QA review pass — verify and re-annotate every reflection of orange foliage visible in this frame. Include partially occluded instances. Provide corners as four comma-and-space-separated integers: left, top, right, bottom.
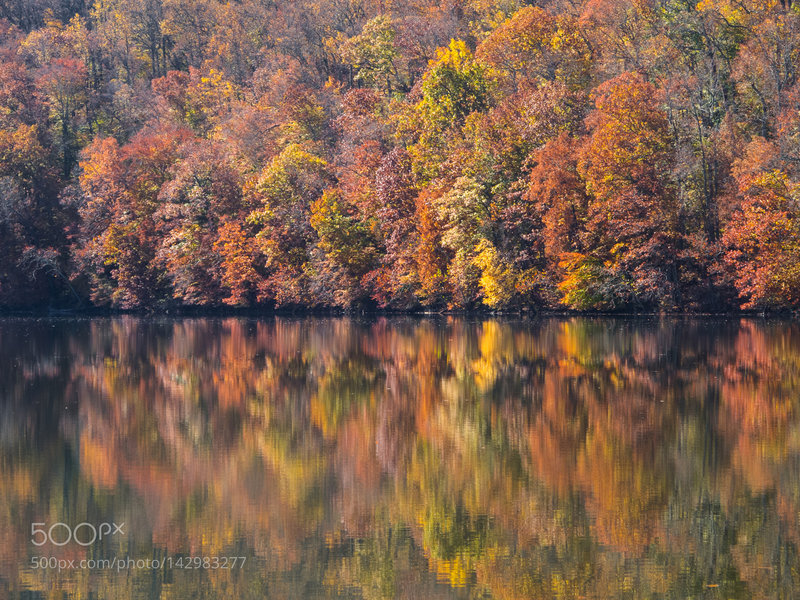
527, 372, 585, 496
579, 436, 667, 554
5, 317, 800, 598
79, 431, 119, 489
714, 320, 800, 534
721, 384, 794, 436
336, 411, 383, 527
525, 323, 675, 556
61, 317, 800, 572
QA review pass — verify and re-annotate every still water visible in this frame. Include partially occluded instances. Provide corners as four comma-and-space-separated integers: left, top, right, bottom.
1, 316, 799, 599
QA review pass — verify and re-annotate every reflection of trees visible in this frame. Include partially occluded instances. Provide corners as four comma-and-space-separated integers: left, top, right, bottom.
1, 317, 800, 598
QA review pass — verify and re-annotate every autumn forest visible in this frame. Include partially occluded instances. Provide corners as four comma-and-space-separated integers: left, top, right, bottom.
1, 0, 800, 312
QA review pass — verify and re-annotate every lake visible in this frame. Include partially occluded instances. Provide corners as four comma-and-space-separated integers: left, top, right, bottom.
1, 316, 799, 599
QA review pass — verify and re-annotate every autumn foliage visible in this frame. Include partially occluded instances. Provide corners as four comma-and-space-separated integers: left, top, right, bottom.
2, 0, 800, 310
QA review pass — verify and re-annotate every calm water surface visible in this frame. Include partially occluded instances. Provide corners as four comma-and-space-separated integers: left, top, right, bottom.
1, 316, 799, 599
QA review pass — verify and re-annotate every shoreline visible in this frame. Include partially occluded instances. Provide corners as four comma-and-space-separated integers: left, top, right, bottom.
0, 306, 794, 319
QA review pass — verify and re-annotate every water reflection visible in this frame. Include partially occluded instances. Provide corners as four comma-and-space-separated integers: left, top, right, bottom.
1, 317, 799, 599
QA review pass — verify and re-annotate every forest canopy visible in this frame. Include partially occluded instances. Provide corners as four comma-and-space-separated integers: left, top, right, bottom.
1, 0, 800, 311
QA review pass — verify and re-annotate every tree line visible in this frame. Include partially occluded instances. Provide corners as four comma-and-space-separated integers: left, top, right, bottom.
1, 0, 800, 311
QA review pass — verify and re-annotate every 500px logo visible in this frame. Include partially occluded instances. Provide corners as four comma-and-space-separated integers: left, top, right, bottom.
31, 522, 126, 546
